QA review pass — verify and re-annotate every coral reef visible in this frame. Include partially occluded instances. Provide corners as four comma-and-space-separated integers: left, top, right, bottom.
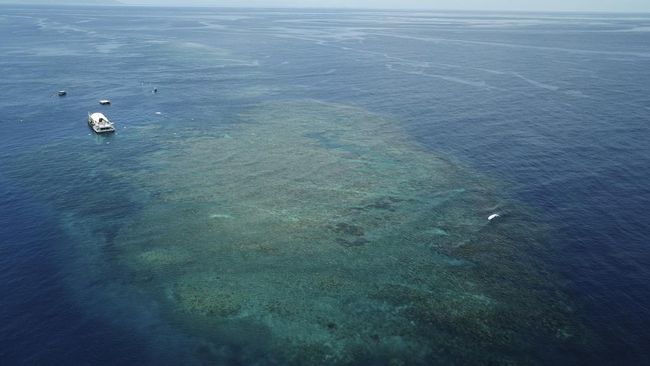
97, 101, 585, 364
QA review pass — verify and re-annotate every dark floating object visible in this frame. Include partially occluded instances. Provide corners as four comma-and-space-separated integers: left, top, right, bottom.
99, 99, 111, 105
153, 87, 158, 93
57, 90, 67, 96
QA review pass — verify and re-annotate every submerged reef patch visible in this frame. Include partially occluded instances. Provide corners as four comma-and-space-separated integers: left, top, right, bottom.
101, 100, 586, 364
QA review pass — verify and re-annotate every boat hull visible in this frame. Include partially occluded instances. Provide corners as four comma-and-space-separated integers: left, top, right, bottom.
88, 119, 115, 134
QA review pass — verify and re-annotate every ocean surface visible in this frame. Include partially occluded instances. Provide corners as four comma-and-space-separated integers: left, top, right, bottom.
1, 5, 649, 365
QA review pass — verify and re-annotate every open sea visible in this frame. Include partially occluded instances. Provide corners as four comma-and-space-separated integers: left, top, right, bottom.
1, 5, 650, 365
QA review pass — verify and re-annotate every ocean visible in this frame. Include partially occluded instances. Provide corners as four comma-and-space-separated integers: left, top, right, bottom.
1, 5, 649, 365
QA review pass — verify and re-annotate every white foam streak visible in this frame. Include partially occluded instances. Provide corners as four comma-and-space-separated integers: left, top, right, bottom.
371, 33, 650, 58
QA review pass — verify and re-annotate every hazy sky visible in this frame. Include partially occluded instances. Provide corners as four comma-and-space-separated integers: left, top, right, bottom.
118, 0, 650, 12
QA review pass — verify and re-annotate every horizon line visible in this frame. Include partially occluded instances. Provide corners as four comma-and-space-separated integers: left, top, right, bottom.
2, 2, 650, 14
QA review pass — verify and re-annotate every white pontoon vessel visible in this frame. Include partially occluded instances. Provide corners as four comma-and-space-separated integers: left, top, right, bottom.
88, 112, 115, 133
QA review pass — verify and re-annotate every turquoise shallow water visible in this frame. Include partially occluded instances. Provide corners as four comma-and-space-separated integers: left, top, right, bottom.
1, 5, 650, 365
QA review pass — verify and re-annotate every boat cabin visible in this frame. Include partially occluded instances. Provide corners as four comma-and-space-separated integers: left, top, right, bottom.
88, 112, 115, 133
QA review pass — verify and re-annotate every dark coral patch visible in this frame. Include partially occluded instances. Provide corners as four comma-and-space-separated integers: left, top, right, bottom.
336, 237, 369, 247
332, 222, 365, 236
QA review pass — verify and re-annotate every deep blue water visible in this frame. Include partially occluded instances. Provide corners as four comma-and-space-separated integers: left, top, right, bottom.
1, 5, 650, 365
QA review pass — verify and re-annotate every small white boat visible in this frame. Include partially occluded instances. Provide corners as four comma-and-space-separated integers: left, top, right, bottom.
88, 112, 115, 133
57, 90, 67, 96
488, 213, 500, 221
99, 99, 111, 105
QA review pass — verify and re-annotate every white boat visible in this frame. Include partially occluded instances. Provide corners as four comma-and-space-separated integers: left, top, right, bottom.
57, 90, 67, 96
99, 99, 111, 105
88, 112, 115, 133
